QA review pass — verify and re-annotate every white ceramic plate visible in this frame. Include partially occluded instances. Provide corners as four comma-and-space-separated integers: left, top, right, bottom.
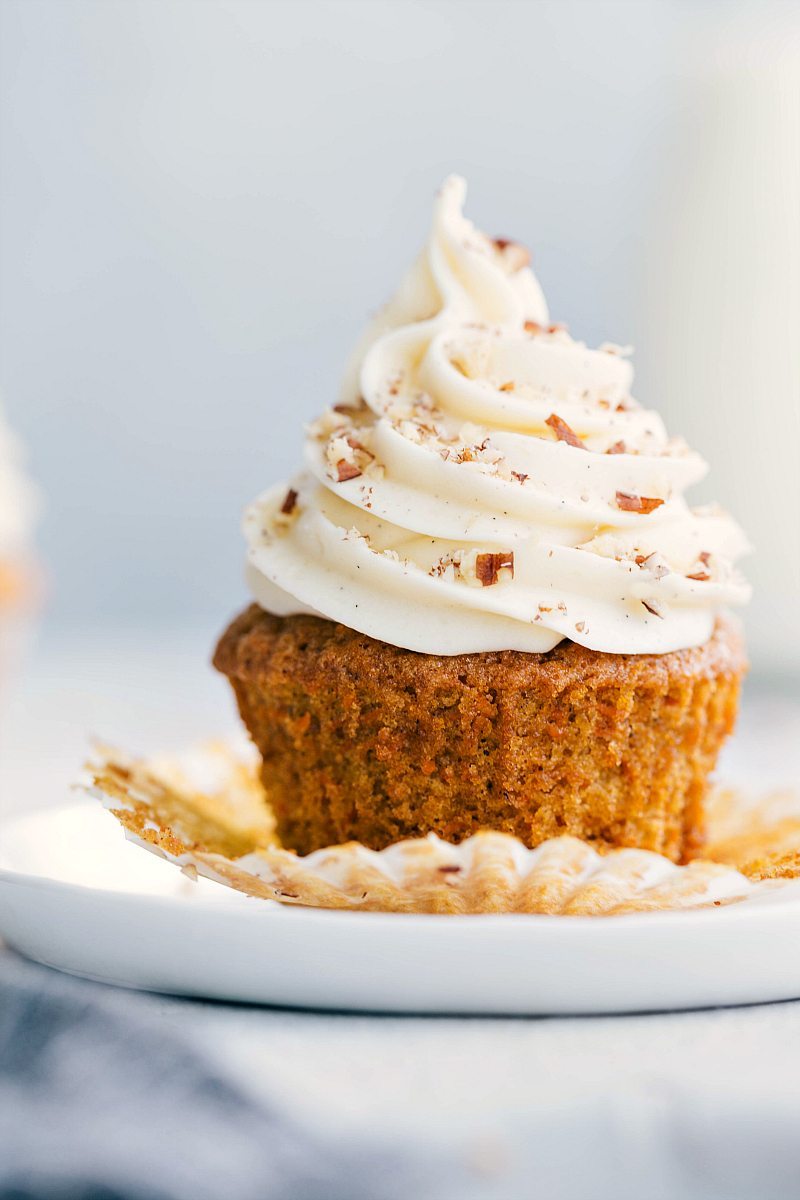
3, 800, 800, 1014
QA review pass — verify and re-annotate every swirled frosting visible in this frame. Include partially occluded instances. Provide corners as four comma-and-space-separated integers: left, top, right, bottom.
245, 176, 749, 655
0, 402, 37, 559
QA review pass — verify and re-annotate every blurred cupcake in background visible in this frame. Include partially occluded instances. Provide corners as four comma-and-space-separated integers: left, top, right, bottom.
0, 399, 41, 690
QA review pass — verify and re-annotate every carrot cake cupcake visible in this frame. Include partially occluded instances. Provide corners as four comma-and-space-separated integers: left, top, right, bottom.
214, 177, 750, 862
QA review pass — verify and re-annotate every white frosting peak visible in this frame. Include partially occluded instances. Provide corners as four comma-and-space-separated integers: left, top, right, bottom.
245, 176, 750, 655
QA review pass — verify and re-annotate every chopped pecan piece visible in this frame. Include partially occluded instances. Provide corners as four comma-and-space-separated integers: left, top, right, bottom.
546, 413, 585, 449
616, 491, 664, 514
493, 238, 530, 271
280, 488, 298, 515
634, 552, 669, 579
332, 401, 366, 416
345, 435, 371, 455
524, 320, 566, 335
475, 551, 515, 587
336, 460, 362, 482
606, 440, 627, 455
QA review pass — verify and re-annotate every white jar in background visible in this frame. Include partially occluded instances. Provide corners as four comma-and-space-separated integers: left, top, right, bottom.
639, 7, 800, 678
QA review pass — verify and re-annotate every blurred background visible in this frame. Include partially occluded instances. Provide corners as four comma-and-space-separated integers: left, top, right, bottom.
0, 0, 798, 802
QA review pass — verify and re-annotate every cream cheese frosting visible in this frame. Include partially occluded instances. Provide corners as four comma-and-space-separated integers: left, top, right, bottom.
245, 176, 750, 655
0, 402, 37, 560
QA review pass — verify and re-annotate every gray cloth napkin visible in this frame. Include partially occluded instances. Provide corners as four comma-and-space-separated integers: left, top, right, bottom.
7, 950, 800, 1200
0, 953, 463, 1200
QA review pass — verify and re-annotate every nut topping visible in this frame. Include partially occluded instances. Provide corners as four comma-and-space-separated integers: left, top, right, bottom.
524, 320, 566, 335
336, 460, 362, 482
546, 413, 585, 449
475, 552, 515, 587
635, 552, 670, 580
616, 491, 664, 515
280, 488, 298, 515
493, 238, 530, 272
327, 430, 376, 483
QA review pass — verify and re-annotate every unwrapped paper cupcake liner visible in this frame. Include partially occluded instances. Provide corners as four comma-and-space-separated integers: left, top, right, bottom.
85, 740, 800, 916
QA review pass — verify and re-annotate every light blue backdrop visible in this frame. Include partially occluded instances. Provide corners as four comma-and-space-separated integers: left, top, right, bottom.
1, 0, 794, 677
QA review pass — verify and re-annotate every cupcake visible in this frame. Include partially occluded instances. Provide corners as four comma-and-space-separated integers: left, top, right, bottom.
0, 401, 39, 685
215, 177, 749, 863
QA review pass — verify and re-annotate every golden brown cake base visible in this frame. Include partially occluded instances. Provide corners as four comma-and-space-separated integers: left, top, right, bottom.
213, 607, 746, 862
91, 742, 798, 915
